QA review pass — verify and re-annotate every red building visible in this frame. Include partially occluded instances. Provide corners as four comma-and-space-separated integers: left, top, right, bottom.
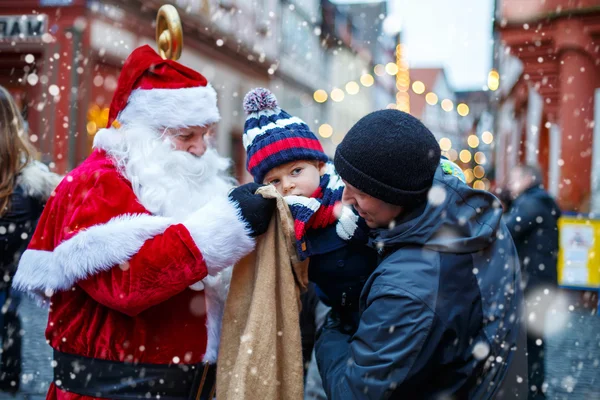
0, 0, 276, 176
494, 0, 600, 211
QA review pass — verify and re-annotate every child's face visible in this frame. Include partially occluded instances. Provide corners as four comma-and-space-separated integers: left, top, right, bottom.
263, 160, 325, 197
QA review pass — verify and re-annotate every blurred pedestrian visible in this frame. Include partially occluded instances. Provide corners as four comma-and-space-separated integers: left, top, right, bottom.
315, 109, 528, 399
505, 164, 561, 400
0, 85, 61, 393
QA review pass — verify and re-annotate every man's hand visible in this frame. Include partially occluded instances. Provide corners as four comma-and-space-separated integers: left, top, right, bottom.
229, 183, 276, 237
317, 310, 357, 341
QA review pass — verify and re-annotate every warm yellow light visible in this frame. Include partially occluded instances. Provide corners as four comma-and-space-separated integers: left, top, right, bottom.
86, 121, 97, 135
473, 180, 486, 190
318, 123, 333, 138
87, 104, 100, 120
439, 137, 452, 152
313, 89, 328, 103
374, 64, 386, 76
464, 168, 474, 184
487, 69, 500, 91
396, 91, 409, 102
481, 131, 494, 144
412, 81, 425, 94
396, 81, 410, 92
331, 88, 345, 102
396, 75, 410, 87
459, 150, 472, 163
467, 134, 480, 148
425, 92, 438, 105
345, 81, 360, 95
441, 99, 454, 112
101, 107, 110, 123
360, 74, 374, 87
457, 103, 470, 116
473, 165, 485, 179
385, 62, 399, 75
474, 152, 487, 165
482, 178, 491, 190
447, 149, 458, 162
396, 89, 410, 112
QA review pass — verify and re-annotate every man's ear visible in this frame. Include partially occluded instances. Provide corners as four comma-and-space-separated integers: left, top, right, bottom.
318, 161, 327, 176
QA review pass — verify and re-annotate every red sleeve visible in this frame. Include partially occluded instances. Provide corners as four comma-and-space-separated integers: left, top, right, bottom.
15, 160, 254, 315
63, 172, 209, 317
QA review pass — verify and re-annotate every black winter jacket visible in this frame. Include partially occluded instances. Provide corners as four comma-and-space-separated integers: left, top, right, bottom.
306, 224, 377, 325
0, 163, 60, 290
316, 165, 528, 399
504, 185, 560, 294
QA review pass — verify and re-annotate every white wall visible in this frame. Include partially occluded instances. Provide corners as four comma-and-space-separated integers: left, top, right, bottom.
589, 88, 600, 213
549, 123, 561, 198
526, 87, 543, 166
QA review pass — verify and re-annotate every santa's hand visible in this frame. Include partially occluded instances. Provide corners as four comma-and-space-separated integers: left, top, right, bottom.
229, 183, 276, 237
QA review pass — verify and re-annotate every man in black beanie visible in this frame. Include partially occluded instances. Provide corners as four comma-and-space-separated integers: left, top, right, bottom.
315, 109, 528, 399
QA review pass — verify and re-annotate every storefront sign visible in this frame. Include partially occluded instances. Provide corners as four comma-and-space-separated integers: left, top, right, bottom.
0, 15, 47, 41
558, 216, 600, 287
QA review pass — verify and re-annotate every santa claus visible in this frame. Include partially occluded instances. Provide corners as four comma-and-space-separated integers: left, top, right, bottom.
12, 45, 274, 399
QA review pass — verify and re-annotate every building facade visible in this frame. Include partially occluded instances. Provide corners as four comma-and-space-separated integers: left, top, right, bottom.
493, 0, 600, 211
0, 0, 276, 179
0, 0, 395, 182
408, 68, 494, 190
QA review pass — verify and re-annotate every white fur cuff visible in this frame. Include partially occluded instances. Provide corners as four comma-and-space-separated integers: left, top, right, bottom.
17, 162, 62, 201
13, 214, 172, 294
183, 198, 255, 276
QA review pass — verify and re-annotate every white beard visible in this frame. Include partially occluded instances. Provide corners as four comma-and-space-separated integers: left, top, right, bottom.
105, 124, 235, 221
96, 123, 239, 362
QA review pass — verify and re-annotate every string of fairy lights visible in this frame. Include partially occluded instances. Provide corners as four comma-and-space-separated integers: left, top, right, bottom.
310, 49, 501, 190
86, 45, 502, 191
311, 59, 500, 120
439, 131, 495, 190
311, 48, 500, 113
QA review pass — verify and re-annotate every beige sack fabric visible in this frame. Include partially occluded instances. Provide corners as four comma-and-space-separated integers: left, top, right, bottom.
217, 185, 309, 400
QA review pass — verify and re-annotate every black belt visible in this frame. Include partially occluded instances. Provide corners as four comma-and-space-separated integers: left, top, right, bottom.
53, 349, 216, 400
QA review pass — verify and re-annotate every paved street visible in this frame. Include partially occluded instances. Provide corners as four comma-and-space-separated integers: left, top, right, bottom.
545, 293, 600, 399
0, 295, 51, 400
0, 291, 598, 400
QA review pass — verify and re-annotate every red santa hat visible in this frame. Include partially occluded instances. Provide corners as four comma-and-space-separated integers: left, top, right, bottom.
106, 45, 219, 130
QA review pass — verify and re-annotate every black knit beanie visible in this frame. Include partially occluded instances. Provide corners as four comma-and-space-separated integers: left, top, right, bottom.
334, 109, 440, 206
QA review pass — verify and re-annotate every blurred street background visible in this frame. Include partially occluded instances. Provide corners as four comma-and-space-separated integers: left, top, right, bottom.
0, 0, 599, 398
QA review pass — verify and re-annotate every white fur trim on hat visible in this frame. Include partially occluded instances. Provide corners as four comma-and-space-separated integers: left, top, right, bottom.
117, 85, 220, 129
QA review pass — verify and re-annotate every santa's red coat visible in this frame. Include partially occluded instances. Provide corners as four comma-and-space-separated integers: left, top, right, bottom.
13, 149, 254, 400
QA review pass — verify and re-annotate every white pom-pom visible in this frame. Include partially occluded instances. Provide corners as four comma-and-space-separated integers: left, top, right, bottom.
243, 88, 279, 114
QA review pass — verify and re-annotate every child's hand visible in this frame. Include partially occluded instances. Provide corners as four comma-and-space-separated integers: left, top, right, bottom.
229, 183, 276, 237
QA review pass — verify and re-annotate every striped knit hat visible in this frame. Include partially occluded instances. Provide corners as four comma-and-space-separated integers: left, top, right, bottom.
243, 88, 328, 183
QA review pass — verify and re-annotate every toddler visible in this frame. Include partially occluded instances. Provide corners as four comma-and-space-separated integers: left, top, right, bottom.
242, 88, 377, 325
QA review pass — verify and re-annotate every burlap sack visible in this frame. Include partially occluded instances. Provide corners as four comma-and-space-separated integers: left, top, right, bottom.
217, 185, 309, 400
